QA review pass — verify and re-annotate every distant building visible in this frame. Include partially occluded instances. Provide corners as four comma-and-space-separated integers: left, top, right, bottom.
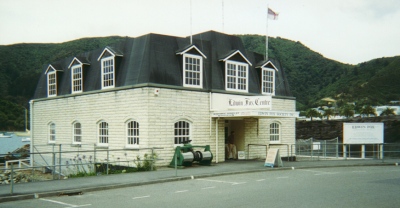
374, 106, 400, 116
30, 31, 298, 167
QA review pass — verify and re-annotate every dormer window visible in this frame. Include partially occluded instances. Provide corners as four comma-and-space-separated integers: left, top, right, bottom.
97, 47, 123, 90
257, 61, 278, 95
48, 71, 57, 97
45, 64, 62, 97
219, 50, 252, 93
262, 67, 274, 95
101, 57, 115, 89
176, 45, 207, 88
68, 57, 90, 94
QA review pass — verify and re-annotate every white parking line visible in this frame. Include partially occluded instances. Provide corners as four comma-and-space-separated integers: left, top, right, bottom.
39, 198, 91, 207
256, 179, 266, 181
132, 195, 150, 200
175, 190, 189, 193
202, 186, 216, 189
300, 169, 339, 175
352, 171, 367, 173
196, 178, 245, 185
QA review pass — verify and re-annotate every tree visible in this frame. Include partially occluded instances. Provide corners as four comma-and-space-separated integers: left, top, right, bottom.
380, 107, 396, 116
360, 105, 376, 117
323, 108, 335, 120
340, 105, 355, 118
306, 109, 321, 121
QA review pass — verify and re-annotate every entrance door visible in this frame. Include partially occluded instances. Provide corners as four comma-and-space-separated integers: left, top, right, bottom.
225, 120, 245, 158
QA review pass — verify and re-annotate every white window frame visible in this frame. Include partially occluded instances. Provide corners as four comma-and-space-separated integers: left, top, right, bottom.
48, 122, 56, 143
71, 65, 83, 93
225, 60, 248, 92
47, 71, 57, 97
72, 122, 82, 144
97, 121, 109, 146
269, 122, 280, 144
101, 56, 115, 89
262, 67, 275, 95
183, 54, 203, 88
174, 121, 191, 145
126, 120, 139, 148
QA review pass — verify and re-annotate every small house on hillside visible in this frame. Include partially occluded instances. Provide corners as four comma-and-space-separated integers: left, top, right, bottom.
30, 31, 298, 167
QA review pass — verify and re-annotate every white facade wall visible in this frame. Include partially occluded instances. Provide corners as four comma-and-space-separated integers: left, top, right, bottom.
240, 97, 296, 160
31, 87, 296, 167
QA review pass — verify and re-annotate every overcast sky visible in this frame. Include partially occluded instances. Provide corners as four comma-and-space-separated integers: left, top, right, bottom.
1, 0, 399, 64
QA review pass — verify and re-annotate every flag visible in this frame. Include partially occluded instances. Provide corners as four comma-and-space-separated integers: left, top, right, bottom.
268, 8, 279, 20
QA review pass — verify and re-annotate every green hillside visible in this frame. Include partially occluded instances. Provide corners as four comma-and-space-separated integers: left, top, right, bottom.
0, 37, 126, 131
0, 35, 399, 131
239, 35, 400, 110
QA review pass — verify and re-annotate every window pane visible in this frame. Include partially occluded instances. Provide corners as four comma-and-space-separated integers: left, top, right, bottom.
184, 55, 202, 87
174, 121, 190, 144
127, 121, 139, 145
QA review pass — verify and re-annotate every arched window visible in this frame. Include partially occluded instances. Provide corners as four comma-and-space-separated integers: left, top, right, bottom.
73, 122, 82, 144
270, 122, 280, 143
127, 120, 139, 146
98, 121, 109, 145
49, 122, 56, 143
174, 121, 190, 144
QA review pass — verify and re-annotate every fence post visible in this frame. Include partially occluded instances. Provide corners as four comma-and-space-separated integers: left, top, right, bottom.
106, 149, 109, 175
311, 137, 314, 160
10, 163, 14, 195
52, 145, 55, 180
287, 144, 289, 161
336, 137, 339, 158
151, 148, 154, 171
94, 144, 97, 175
380, 143, 384, 162
59, 144, 62, 180
175, 149, 178, 177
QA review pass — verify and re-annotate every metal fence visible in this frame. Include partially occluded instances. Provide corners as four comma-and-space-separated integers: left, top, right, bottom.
1, 144, 163, 194
296, 137, 339, 159
294, 138, 400, 161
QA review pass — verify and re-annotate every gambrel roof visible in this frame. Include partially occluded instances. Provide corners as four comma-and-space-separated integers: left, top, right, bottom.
33, 31, 292, 99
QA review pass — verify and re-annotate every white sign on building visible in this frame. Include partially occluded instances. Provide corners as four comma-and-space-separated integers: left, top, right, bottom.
343, 123, 384, 144
211, 93, 272, 111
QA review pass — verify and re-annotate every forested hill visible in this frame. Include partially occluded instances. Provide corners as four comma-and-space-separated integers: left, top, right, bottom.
238, 35, 400, 109
1, 35, 399, 131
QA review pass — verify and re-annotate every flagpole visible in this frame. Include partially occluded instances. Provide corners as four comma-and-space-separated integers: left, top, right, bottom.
266, 5, 269, 60
190, 0, 193, 44
222, 0, 225, 33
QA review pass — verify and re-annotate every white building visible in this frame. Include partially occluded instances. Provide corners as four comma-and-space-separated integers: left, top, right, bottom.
374, 106, 400, 115
30, 31, 298, 167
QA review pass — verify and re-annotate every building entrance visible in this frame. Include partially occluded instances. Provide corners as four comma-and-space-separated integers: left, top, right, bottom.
224, 120, 245, 160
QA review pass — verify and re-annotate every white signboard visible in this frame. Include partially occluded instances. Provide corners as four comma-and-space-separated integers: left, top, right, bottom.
313, 142, 321, 150
211, 93, 272, 111
264, 148, 283, 168
343, 123, 384, 144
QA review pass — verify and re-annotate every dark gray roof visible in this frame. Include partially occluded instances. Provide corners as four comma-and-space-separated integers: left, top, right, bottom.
33, 31, 292, 99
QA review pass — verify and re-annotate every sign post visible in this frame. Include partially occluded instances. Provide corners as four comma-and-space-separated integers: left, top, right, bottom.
343, 123, 384, 159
